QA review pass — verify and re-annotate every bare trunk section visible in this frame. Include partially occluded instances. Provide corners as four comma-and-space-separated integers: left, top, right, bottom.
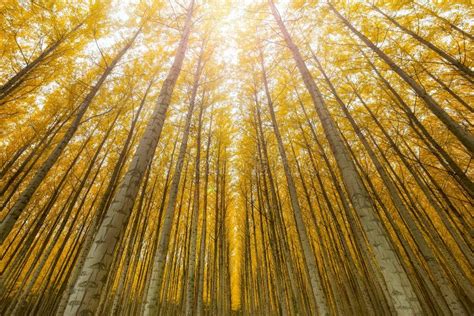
63, 4, 195, 313
185, 89, 206, 316
196, 109, 213, 316
258, 45, 329, 315
268, 1, 421, 313
143, 28, 201, 315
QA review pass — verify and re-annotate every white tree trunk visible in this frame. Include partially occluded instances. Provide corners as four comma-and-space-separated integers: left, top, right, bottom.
259, 48, 329, 315
268, 1, 421, 314
143, 27, 201, 315
63, 4, 194, 313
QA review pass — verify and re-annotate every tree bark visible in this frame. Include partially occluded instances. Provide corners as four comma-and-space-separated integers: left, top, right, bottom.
269, 1, 422, 313
143, 25, 200, 314
185, 88, 206, 316
315, 56, 467, 314
63, 5, 194, 311
258, 45, 329, 315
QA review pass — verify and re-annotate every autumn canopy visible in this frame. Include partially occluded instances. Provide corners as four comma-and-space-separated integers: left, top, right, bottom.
0, 0, 473, 315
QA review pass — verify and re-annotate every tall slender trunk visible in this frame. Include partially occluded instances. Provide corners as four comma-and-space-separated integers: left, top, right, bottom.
143, 29, 201, 315
0, 141, 31, 180
258, 46, 329, 314
413, 1, 474, 40
254, 91, 299, 310
356, 90, 474, 302
0, 133, 93, 311
297, 93, 397, 314
63, 4, 195, 312
254, 114, 294, 315
55, 85, 147, 316
401, 48, 473, 113
0, 22, 84, 104
268, 1, 421, 313
196, 109, 213, 316
315, 56, 467, 315
356, 51, 474, 197
185, 89, 206, 316
1, 117, 65, 201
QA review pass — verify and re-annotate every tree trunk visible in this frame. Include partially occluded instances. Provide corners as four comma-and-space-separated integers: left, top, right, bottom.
413, 1, 474, 40
268, 1, 421, 313
63, 5, 195, 311
55, 85, 147, 316
143, 26, 201, 314
316, 56, 467, 314
258, 45, 329, 315
185, 88, 206, 316
196, 108, 213, 316
0, 22, 84, 104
